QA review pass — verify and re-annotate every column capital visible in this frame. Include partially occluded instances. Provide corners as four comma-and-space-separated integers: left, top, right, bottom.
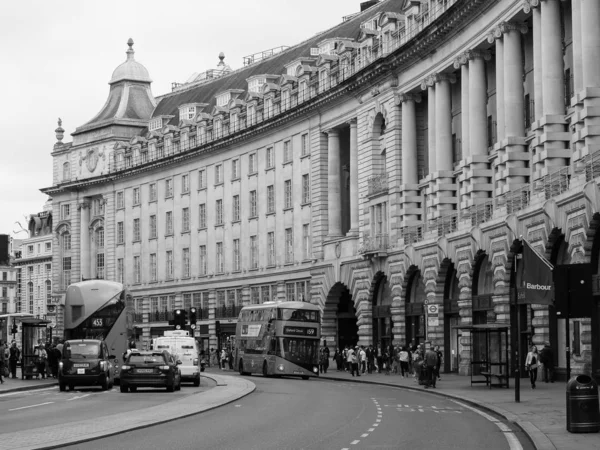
453, 52, 469, 69
467, 49, 492, 62
522, 0, 540, 14
500, 21, 528, 36
324, 129, 340, 137
395, 92, 422, 105
77, 200, 91, 211
487, 26, 503, 43
434, 72, 457, 84
421, 74, 436, 90
348, 118, 357, 127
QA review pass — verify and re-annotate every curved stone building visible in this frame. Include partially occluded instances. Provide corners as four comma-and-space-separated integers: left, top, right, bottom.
42, 0, 600, 380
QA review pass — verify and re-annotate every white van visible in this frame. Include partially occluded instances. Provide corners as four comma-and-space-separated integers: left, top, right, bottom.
154, 331, 200, 386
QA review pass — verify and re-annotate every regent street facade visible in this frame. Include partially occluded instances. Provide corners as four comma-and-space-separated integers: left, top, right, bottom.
42, 0, 600, 380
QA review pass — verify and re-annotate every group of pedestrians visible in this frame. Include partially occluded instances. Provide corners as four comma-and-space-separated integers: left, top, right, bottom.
525, 342, 555, 389
330, 340, 442, 388
0, 340, 22, 383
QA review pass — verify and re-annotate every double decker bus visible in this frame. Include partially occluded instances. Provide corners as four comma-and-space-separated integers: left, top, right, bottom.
235, 301, 320, 379
64, 280, 134, 382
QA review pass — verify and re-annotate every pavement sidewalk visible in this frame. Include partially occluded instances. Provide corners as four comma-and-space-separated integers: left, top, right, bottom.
0, 368, 57, 394
0, 373, 255, 450
319, 367, 599, 450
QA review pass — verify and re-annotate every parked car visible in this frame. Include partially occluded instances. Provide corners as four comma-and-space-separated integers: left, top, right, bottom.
120, 350, 182, 393
58, 339, 115, 391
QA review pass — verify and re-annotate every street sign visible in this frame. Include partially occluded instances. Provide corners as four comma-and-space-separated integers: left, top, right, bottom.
427, 316, 439, 327
427, 304, 438, 315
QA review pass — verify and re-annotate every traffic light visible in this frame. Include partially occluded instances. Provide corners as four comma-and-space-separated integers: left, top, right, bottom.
189, 307, 197, 330
215, 320, 221, 335
11, 324, 18, 335
173, 309, 187, 330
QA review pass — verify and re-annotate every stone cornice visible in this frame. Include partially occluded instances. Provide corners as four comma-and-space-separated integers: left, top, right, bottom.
395, 92, 422, 105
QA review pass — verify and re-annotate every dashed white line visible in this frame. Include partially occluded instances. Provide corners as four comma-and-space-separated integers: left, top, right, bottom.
350, 440, 360, 445
9, 401, 54, 411
368, 428, 375, 432
361, 433, 369, 438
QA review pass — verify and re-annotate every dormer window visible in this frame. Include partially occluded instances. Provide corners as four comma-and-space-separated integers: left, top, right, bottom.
247, 105, 256, 126
319, 70, 328, 93
281, 89, 290, 110
179, 105, 196, 120
216, 93, 231, 107
214, 119, 223, 138
286, 64, 300, 76
264, 97, 273, 118
230, 113, 238, 133
298, 79, 308, 102
149, 118, 162, 131
248, 77, 266, 93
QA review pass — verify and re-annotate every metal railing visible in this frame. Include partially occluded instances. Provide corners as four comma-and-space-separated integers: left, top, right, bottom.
429, 212, 458, 235
498, 185, 531, 214
243, 46, 290, 66
214, 305, 242, 319
359, 234, 389, 254
367, 173, 388, 196
133, 312, 144, 323
401, 225, 424, 245
534, 166, 570, 200
466, 200, 494, 227
150, 310, 173, 322
580, 151, 600, 182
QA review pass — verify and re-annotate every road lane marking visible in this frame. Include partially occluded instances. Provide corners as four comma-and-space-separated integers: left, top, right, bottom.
67, 394, 91, 401
452, 401, 523, 450
361, 434, 369, 437
9, 402, 53, 411
373, 423, 379, 426
368, 428, 375, 432
350, 440, 360, 445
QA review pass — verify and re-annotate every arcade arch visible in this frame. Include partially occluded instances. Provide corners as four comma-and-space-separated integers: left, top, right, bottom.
371, 272, 393, 349
443, 263, 460, 372
322, 282, 359, 351
405, 269, 426, 346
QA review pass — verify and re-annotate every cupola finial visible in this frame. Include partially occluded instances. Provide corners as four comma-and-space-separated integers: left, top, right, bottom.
126, 38, 135, 61
55, 117, 65, 145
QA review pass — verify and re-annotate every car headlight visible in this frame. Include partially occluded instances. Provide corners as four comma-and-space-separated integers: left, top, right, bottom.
159, 365, 170, 371
193, 358, 198, 365
278, 364, 285, 372
313, 367, 319, 373
100, 361, 107, 371
121, 365, 131, 371
58, 361, 63, 370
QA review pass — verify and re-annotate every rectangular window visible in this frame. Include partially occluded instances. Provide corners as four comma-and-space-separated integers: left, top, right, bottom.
45, 242, 51, 252
117, 258, 124, 283
96, 253, 105, 279
233, 239, 240, 271
216, 242, 223, 273
93, 198, 105, 216
283, 141, 291, 162
285, 228, 294, 263
149, 183, 157, 202
215, 164, 222, 184
248, 105, 256, 125
301, 133, 309, 156
251, 286, 260, 304
249, 153, 256, 174
166, 250, 173, 279
182, 174, 190, 193
28, 245, 33, 255
150, 215, 157, 239
63, 233, 71, 251
267, 185, 275, 213
286, 282, 296, 301
199, 203, 206, 228
116, 191, 124, 209
182, 248, 190, 278
284, 180, 292, 209
216, 199, 223, 225
133, 218, 140, 241
250, 190, 257, 217
133, 187, 140, 205
61, 204, 70, 220
302, 174, 310, 204
199, 245, 207, 275
150, 253, 157, 281
232, 195, 240, 222
266, 147, 274, 168
232, 159, 239, 179
166, 211, 173, 235
134, 256, 141, 284
268, 232, 275, 266
117, 222, 124, 244
182, 207, 190, 232
165, 179, 173, 198
198, 169, 206, 189
250, 235, 258, 269
303, 224, 310, 260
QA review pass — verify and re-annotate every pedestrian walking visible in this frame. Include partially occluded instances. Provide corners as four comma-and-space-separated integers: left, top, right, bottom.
334, 348, 343, 371
383, 347, 391, 375
413, 346, 423, 381
349, 346, 360, 377
399, 346, 409, 377
525, 345, 539, 389
0, 341, 6, 384
343, 346, 350, 372
539, 342, 555, 383
321, 340, 330, 373
434, 345, 442, 381
359, 346, 367, 374
220, 348, 227, 370
34, 343, 48, 379
210, 348, 217, 367
9, 341, 20, 379
227, 348, 234, 370
366, 345, 375, 374
424, 344, 439, 388
376, 344, 383, 373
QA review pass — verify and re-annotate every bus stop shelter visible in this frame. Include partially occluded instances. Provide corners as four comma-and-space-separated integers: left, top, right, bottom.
21, 317, 51, 379
458, 323, 510, 389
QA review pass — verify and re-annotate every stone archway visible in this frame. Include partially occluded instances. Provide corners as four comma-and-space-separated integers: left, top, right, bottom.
369, 271, 393, 349
404, 267, 427, 346
322, 282, 359, 351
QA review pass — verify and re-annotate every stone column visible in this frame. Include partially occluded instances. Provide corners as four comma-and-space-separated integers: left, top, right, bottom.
79, 200, 90, 280
490, 30, 505, 142
468, 51, 490, 156
435, 73, 454, 172
327, 129, 342, 237
572, 0, 583, 94
581, 0, 600, 88
455, 55, 470, 159
401, 95, 419, 185
503, 23, 526, 139
541, 0, 564, 115
533, 4, 544, 119
422, 77, 437, 173
349, 120, 359, 234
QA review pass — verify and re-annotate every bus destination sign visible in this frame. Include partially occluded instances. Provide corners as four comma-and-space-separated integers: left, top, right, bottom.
283, 326, 317, 337
241, 324, 262, 337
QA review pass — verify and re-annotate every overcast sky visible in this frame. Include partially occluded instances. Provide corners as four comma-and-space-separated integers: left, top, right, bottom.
0, 0, 362, 239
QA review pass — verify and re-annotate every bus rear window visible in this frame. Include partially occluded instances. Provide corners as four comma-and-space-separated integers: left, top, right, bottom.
65, 343, 100, 358
278, 309, 319, 322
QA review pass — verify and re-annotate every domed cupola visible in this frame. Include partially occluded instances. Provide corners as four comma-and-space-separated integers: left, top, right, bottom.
72, 39, 156, 141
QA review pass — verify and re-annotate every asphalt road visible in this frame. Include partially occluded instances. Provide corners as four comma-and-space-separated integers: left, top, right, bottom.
0, 380, 215, 434
63, 375, 534, 450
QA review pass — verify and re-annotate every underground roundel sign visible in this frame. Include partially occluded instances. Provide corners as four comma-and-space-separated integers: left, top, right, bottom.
427, 305, 439, 315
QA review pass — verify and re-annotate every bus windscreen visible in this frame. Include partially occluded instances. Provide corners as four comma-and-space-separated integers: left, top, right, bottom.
280, 337, 318, 364
277, 309, 319, 323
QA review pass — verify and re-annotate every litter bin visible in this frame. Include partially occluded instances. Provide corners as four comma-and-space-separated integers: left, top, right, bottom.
566, 374, 600, 433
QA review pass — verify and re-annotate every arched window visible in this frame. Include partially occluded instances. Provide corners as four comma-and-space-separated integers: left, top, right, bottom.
46, 280, 52, 303
95, 227, 105, 279
62, 162, 70, 181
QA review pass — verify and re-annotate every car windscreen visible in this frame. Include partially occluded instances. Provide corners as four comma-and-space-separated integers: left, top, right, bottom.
65, 342, 100, 358
128, 354, 166, 364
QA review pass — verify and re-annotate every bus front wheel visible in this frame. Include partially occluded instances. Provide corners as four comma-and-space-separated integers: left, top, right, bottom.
263, 361, 269, 378
301, 376, 309, 380
239, 360, 250, 376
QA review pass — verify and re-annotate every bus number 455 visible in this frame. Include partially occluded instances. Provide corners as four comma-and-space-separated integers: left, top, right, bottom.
92, 318, 103, 327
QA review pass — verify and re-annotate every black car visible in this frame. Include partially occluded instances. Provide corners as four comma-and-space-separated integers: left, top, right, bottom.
120, 350, 182, 393
59, 339, 116, 391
